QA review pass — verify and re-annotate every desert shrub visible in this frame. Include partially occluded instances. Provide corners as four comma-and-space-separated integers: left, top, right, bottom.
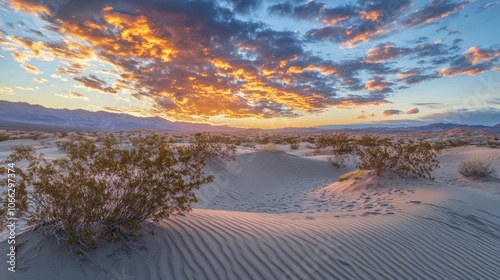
448, 139, 470, 147
0, 132, 235, 254
487, 141, 500, 149
191, 132, 237, 161
315, 133, 355, 167
432, 141, 448, 154
256, 144, 285, 153
0, 133, 9, 142
290, 142, 300, 150
355, 137, 439, 178
458, 160, 496, 178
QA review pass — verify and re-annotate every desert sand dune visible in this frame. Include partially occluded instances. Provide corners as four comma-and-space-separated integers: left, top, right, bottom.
195, 152, 345, 213
435, 147, 500, 197
1, 146, 500, 279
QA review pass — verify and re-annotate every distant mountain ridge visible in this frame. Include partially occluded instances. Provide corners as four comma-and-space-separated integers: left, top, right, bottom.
317, 123, 500, 134
0, 100, 498, 133
0, 100, 237, 132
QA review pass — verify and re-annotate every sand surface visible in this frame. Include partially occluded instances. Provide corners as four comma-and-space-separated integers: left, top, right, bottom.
0, 140, 499, 279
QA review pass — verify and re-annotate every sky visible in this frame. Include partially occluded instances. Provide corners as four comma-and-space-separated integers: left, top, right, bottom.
0, 0, 499, 129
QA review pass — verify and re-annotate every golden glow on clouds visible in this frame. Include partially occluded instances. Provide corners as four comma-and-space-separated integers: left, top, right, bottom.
102, 8, 177, 62
21, 63, 42, 74
359, 10, 382, 22
2, 0, 498, 128
8, 0, 50, 15
465, 47, 500, 64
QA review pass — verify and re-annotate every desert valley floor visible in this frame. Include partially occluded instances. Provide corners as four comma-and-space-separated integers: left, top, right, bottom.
0, 133, 499, 280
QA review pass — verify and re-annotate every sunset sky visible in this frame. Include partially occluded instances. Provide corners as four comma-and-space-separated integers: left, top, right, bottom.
0, 0, 499, 128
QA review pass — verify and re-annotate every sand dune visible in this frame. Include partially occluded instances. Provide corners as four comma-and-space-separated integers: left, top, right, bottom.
435, 146, 500, 197
195, 152, 345, 213
1, 148, 500, 279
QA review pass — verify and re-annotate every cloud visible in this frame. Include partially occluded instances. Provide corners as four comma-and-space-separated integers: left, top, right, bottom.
268, 2, 293, 16
365, 76, 393, 92
21, 63, 42, 74
322, 5, 358, 24
4, 0, 400, 120
226, 0, 263, 14
420, 108, 500, 126
55, 91, 89, 100
364, 43, 411, 63
268, 1, 328, 21
356, 110, 375, 119
465, 47, 500, 64
413, 102, 445, 109
56, 62, 87, 75
16, 86, 38, 91
300, 0, 412, 47
402, 0, 467, 28
397, 69, 439, 85
439, 47, 500, 76
74, 75, 117, 94
34, 78, 48, 83
414, 41, 453, 58
406, 108, 420, 114
478, 1, 498, 10
382, 109, 403, 116
3, 0, 497, 123
0, 86, 15, 95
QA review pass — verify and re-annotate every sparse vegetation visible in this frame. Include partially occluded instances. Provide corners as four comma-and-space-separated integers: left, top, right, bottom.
316, 133, 440, 178
0, 132, 235, 255
255, 144, 285, 153
458, 160, 496, 178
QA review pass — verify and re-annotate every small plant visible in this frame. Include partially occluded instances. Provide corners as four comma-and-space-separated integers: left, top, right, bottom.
0, 133, 9, 142
458, 160, 496, 178
0, 132, 235, 255
256, 144, 285, 153
289, 142, 300, 150
355, 137, 439, 178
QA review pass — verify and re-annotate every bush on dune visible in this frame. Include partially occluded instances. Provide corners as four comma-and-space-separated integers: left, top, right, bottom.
0, 132, 235, 255
321, 133, 440, 179
355, 135, 439, 178
458, 160, 496, 178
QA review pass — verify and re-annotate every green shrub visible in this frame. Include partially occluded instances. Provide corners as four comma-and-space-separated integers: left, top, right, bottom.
458, 160, 496, 178
0, 132, 235, 254
355, 136, 439, 178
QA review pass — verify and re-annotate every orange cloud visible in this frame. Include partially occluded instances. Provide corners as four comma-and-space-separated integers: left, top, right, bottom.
342, 27, 389, 48
439, 67, 500, 77
21, 63, 42, 74
382, 109, 402, 116
56, 91, 89, 100
359, 10, 383, 22
365, 43, 410, 63
465, 47, 500, 64
3, 0, 394, 121
365, 77, 392, 91
406, 108, 419, 114
101, 9, 177, 62
7, 0, 50, 15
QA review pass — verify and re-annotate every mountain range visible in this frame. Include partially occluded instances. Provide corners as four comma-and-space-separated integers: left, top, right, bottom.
0, 100, 499, 134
